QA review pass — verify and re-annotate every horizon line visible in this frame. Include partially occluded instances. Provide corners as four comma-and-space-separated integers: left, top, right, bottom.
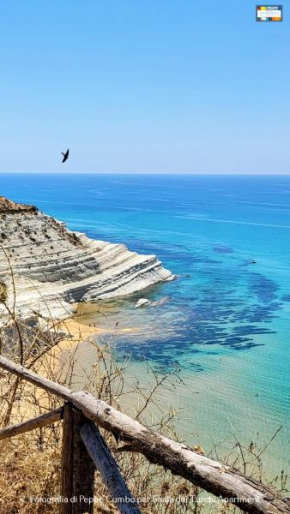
0, 171, 290, 177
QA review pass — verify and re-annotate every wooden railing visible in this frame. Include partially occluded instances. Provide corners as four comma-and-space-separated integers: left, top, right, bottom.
0, 355, 289, 514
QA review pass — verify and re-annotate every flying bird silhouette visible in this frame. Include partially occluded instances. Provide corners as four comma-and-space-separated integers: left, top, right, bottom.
61, 149, 69, 163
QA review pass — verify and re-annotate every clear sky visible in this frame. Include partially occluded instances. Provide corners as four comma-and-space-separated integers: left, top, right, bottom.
0, 1, 289, 174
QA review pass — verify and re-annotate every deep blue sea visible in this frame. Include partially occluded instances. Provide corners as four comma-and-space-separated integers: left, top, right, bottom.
1, 173, 290, 473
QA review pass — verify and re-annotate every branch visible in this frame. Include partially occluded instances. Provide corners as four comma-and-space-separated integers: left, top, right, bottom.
0, 355, 289, 514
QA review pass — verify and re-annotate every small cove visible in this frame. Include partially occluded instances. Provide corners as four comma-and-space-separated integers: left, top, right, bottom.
1, 172, 290, 478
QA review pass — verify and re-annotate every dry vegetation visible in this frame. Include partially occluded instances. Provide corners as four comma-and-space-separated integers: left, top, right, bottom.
0, 255, 288, 513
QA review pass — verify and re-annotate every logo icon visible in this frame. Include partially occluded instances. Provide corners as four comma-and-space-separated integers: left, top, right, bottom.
256, 5, 283, 21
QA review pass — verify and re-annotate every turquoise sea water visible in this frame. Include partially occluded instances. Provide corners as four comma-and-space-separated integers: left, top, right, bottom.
1, 173, 290, 474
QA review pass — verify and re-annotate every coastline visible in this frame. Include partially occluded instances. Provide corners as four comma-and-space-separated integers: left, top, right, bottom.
36, 311, 141, 385
7, 314, 121, 422
1, 174, 290, 483
0, 195, 174, 323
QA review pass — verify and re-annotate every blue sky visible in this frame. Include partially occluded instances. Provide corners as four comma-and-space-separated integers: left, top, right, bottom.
0, 1, 289, 174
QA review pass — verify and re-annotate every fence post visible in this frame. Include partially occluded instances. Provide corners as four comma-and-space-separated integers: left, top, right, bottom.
60, 403, 95, 514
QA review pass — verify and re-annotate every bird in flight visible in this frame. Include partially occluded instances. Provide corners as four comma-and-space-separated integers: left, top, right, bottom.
61, 149, 69, 163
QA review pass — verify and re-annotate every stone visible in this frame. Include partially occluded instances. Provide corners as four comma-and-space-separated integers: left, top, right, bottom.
135, 298, 151, 308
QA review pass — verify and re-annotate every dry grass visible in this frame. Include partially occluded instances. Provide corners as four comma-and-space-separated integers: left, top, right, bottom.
0, 430, 61, 513
0, 322, 287, 514
0, 254, 288, 513
0, 328, 203, 514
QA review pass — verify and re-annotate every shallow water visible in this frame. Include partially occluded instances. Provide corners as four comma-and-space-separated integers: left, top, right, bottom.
1, 173, 290, 475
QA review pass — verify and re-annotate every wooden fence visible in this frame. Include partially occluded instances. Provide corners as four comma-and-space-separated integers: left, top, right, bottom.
0, 355, 289, 514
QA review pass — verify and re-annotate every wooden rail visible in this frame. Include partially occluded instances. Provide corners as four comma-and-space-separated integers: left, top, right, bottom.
0, 407, 62, 439
0, 355, 289, 514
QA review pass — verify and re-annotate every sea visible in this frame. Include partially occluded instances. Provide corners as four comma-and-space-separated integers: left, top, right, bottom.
1, 173, 289, 477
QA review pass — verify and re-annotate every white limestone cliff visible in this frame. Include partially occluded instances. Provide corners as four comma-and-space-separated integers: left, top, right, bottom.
0, 197, 174, 320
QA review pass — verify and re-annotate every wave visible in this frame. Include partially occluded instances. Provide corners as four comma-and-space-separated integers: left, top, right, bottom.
175, 215, 290, 230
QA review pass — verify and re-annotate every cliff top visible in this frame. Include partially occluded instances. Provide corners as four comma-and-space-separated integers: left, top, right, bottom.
0, 196, 38, 214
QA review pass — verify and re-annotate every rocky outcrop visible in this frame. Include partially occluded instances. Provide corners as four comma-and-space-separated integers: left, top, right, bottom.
0, 197, 174, 320
0, 196, 38, 214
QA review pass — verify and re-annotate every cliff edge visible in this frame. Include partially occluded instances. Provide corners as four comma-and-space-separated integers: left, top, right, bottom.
0, 197, 174, 319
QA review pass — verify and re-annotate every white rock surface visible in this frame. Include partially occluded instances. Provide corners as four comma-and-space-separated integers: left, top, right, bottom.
135, 298, 151, 308
0, 197, 174, 320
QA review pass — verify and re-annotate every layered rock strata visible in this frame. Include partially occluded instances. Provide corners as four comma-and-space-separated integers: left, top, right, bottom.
0, 197, 174, 320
